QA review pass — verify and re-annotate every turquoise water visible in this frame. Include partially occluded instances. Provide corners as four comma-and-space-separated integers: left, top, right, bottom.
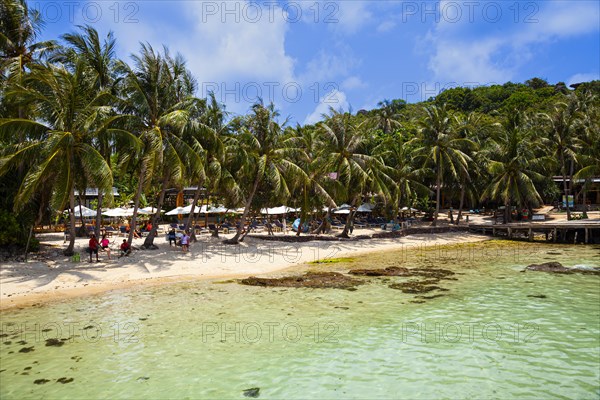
1, 241, 599, 399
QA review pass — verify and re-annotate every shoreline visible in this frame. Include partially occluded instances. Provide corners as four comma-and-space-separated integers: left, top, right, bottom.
0, 232, 490, 310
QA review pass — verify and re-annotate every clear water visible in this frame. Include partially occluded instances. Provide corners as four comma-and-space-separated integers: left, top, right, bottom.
1, 240, 599, 399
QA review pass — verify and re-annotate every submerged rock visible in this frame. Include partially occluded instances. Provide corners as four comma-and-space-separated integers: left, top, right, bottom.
56, 377, 74, 384
243, 387, 260, 398
389, 281, 447, 294
45, 338, 64, 347
527, 294, 547, 299
348, 266, 411, 276
240, 272, 364, 290
34, 379, 50, 385
525, 262, 600, 275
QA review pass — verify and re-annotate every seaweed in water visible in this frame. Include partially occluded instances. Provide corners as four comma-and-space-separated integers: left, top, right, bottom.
240, 272, 364, 290
389, 281, 448, 294
243, 387, 260, 398
527, 294, 547, 299
19, 347, 34, 353
34, 379, 50, 385
57, 377, 74, 384
45, 338, 64, 347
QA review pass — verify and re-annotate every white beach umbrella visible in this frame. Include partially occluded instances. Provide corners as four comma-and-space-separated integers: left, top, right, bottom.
165, 206, 190, 216
207, 206, 229, 214
139, 206, 162, 214
357, 203, 375, 212
261, 205, 296, 215
66, 205, 97, 217
333, 209, 351, 214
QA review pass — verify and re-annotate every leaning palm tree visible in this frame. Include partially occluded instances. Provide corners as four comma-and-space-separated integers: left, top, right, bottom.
0, 59, 113, 255
118, 44, 203, 247
539, 94, 582, 220
224, 102, 308, 244
409, 104, 474, 226
481, 110, 546, 222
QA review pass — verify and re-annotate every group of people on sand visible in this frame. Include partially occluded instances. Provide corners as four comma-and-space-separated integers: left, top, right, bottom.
87, 234, 131, 262
167, 229, 190, 252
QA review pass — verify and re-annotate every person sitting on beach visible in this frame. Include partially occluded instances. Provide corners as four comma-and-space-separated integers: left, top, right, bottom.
181, 232, 190, 252
100, 234, 111, 260
119, 239, 131, 257
88, 234, 100, 262
167, 229, 177, 246
145, 221, 153, 232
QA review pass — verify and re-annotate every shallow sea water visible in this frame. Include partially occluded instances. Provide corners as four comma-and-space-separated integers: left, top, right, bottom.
0, 240, 599, 399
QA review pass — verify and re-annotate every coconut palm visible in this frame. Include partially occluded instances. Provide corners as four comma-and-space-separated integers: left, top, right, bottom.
317, 108, 395, 237
118, 43, 203, 247
372, 132, 430, 219
539, 94, 583, 220
481, 110, 546, 222
0, 59, 113, 255
224, 102, 308, 244
409, 104, 474, 226
54, 25, 129, 237
573, 97, 599, 218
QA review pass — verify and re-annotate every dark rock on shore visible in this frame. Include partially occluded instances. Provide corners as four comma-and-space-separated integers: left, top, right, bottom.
240, 272, 364, 290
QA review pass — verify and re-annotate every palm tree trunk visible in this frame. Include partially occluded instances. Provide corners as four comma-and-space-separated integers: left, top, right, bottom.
561, 153, 571, 220
312, 207, 332, 234
582, 179, 589, 219
338, 209, 356, 238
185, 184, 203, 242
128, 162, 147, 245
225, 173, 261, 244
456, 184, 465, 225
64, 189, 76, 256
94, 191, 103, 238
433, 169, 441, 227
142, 175, 170, 248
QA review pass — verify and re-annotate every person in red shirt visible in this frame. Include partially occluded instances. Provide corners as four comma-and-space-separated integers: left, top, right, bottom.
89, 234, 100, 262
119, 239, 131, 257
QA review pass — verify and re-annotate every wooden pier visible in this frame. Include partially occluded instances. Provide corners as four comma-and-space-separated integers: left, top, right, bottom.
468, 222, 600, 244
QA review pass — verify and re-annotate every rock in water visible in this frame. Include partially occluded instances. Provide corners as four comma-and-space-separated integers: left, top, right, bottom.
243, 387, 260, 398
524, 262, 600, 275
525, 262, 572, 273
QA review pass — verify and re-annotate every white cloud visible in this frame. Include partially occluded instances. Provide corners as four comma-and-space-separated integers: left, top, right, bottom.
342, 76, 367, 90
304, 90, 349, 125
376, 20, 396, 34
331, 1, 372, 35
298, 48, 359, 84
425, 1, 600, 85
567, 72, 600, 87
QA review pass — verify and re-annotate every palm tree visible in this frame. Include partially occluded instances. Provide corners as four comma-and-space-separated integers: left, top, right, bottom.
409, 104, 474, 226
224, 102, 307, 244
0, 59, 113, 255
54, 25, 127, 237
481, 110, 546, 222
366, 99, 404, 135
540, 94, 582, 220
372, 132, 430, 220
317, 108, 395, 238
118, 44, 203, 247
453, 111, 482, 224
573, 96, 599, 218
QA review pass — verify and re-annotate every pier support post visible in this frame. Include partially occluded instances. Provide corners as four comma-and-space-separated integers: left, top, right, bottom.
585, 228, 589, 244
553, 228, 557, 243
493, 228, 496, 236
508, 227, 512, 239
528, 228, 533, 241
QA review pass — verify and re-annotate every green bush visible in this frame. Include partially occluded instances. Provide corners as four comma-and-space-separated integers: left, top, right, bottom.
0, 209, 37, 250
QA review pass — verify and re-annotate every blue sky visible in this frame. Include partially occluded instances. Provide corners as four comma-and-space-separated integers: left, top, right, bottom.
32, 0, 600, 125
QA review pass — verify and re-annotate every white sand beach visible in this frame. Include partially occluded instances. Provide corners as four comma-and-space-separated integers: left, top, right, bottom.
0, 229, 489, 309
